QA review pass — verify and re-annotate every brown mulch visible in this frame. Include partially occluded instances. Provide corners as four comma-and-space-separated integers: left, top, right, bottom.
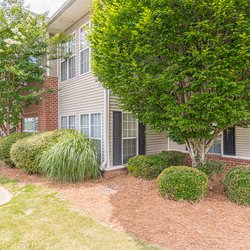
0, 165, 250, 250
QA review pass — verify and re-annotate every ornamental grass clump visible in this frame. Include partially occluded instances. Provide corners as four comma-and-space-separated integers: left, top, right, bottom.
223, 166, 250, 206
40, 130, 101, 182
157, 166, 209, 202
0, 133, 31, 166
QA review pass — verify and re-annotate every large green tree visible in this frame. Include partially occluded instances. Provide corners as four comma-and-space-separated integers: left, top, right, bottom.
0, 0, 65, 135
89, 0, 250, 166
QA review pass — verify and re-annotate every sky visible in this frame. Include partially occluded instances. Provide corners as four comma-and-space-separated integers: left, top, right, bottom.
24, 0, 67, 17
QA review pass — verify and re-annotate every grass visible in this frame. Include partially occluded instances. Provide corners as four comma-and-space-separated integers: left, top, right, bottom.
0, 175, 160, 250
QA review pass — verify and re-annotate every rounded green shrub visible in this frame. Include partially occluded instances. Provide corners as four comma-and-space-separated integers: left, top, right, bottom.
39, 130, 101, 182
223, 166, 250, 206
10, 130, 65, 174
128, 151, 186, 179
0, 133, 31, 166
157, 166, 209, 202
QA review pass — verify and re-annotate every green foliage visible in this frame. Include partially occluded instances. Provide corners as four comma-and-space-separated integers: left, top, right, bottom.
128, 151, 186, 179
0, 0, 66, 135
89, 0, 250, 165
157, 166, 209, 202
197, 160, 225, 178
10, 130, 64, 174
0, 132, 31, 166
40, 130, 101, 183
223, 166, 250, 206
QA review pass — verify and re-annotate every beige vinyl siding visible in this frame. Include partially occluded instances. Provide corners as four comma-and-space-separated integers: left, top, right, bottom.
146, 129, 168, 155
169, 140, 186, 151
235, 127, 250, 158
58, 12, 104, 115
49, 59, 57, 77
57, 12, 105, 162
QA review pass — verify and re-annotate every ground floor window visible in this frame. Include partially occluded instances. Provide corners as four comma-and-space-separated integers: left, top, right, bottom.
122, 113, 137, 164
209, 136, 222, 154
23, 117, 38, 133
80, 113, 102, 162
60, 115, 76, 130
68, 115, 76, 130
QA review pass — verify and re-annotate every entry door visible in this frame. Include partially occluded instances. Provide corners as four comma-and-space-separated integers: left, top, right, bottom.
113, 112, 146, 166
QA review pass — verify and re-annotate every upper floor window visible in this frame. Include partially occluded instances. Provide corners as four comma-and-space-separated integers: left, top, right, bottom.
80, 23, 90, 74
23, 117, 38, 133
61, 33, 76, 82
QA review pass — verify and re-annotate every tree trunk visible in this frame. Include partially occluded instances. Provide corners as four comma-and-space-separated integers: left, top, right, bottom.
185, 135, 221, 167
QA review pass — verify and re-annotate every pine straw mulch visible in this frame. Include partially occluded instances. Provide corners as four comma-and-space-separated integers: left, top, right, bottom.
0, 164, 249, 250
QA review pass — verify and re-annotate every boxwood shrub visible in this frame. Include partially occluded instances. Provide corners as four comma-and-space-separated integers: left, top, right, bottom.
128, 151, 186, 179
223, 166, 250, 206
40, 130, 101, 182
157, 166, 209, 202
0, 133, 31, 166
10, 130, 65, 174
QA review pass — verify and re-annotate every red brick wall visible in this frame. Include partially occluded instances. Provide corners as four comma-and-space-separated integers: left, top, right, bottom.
22, 76, 58, 132
186, 153, 250, 168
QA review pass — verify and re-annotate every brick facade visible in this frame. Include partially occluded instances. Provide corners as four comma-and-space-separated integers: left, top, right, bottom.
186, 153, 250, 168
22, 76, 58, 132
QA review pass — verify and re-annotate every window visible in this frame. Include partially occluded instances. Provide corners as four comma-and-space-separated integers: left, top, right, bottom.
209, 136, 222, 154
80, 113, 102, 161
61, 116, 68, 129
122, 113, 137, 164
80, 114, 90, 136
80, 24, 90, 74
68, 115, 76, 130
61, 61, 67, 82
60, 34, 76, 81
68, 34, 76, 79
23, 117, 38, 132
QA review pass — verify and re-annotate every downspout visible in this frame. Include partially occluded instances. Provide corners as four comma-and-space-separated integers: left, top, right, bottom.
101, 89, 110, 170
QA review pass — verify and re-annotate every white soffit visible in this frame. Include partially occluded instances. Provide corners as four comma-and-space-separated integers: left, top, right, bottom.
48, 0, 92, 34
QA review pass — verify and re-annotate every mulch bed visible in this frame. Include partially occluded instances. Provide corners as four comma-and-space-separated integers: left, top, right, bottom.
0, 165, 249, 250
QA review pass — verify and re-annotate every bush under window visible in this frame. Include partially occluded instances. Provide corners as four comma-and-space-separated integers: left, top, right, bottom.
39, 130, 101, 182
128, 151, 186, 179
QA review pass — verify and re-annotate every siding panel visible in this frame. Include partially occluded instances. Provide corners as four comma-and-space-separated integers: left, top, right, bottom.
236, 127, 250, 158
146, 129, 168, 155
169, 140, 186, 151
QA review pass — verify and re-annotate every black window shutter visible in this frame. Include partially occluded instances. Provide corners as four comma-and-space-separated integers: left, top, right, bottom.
138, 123, 146, 155
113, 111, 122, 166
223, 128, 236, 156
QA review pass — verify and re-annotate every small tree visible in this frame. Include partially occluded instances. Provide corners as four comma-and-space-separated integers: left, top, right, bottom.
89, 0, 250, 166
0, 0, 65, 135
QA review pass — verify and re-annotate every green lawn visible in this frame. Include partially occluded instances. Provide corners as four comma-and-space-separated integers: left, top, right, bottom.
0, 175, 160, 250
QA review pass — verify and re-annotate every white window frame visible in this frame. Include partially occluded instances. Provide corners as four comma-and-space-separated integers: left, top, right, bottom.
60, 32, 76, 82
79, 22, 91, 75
79, 112, 102, 161
122, 112, 138, 165
60, 115, 77, 130
23, 117, 38, 133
